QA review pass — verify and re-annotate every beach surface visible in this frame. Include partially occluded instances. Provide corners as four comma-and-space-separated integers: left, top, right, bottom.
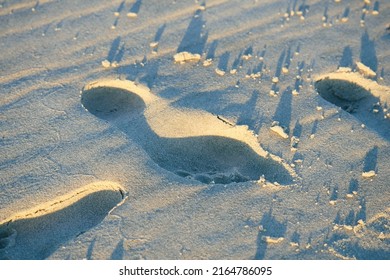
0, 0, 389, 259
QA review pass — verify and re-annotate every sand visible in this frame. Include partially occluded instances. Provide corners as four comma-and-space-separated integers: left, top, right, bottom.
0, 0, 389, 260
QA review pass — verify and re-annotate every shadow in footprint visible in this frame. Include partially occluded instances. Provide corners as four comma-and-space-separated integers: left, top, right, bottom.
0, 182, 124, 260
315, 77, 389, 140
0, 228, 16, 253
81, 84, 294, 185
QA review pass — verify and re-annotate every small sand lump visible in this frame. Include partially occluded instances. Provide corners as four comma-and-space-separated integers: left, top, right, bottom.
362, 170, 376, 178
270, 122, 289, 139
356, 62, 376, 78
173, 52, 201, 63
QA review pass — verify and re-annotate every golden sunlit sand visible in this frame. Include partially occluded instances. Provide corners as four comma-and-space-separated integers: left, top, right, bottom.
0, 0, 389, 260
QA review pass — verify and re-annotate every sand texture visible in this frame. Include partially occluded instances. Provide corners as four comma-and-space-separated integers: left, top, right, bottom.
0, 0, 389, 260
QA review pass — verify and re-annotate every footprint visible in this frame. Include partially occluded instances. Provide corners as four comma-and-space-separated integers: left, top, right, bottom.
81, 80, 296, 185
0, 228, 17, 251
0, 181, 125, 260
315, 69, 390, 139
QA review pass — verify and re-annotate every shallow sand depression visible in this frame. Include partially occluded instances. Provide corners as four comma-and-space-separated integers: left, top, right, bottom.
0, 0, 389, 260
0, 182, 125, 259
81, 80, 296, 185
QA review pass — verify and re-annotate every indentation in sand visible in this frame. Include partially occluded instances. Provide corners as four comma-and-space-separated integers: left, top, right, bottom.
0, 181, 125, 260
315, 68, 390, 139
81, 80, 296, 185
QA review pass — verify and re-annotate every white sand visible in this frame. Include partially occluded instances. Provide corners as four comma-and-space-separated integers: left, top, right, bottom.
1, 0, 389, 260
